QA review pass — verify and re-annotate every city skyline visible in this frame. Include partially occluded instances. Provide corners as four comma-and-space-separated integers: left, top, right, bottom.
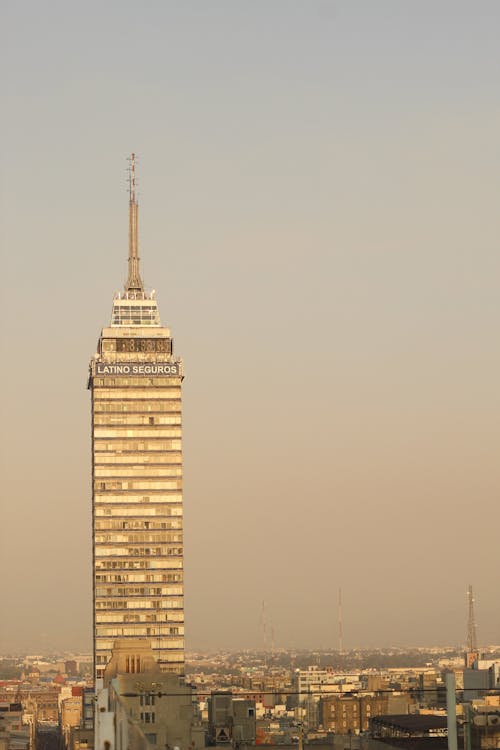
1, 1, 500, 652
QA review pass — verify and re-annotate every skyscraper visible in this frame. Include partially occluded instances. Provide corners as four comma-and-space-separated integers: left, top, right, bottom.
88, 155, 184, 680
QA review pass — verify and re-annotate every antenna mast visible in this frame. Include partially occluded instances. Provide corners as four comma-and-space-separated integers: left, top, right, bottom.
466, 584, 478, 653
338, 587, 343, 653
125, 153, 144, 295
261, 600, 268, 667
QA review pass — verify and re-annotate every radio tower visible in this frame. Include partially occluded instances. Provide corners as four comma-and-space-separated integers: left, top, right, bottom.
338, 587, 343, 653
466, 585, 478, 652
261, 600, 268, 667
464, 584, 479, 668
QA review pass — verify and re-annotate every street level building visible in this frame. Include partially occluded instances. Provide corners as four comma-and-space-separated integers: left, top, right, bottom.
88, 155, 184, 680
96, 639, 203, 750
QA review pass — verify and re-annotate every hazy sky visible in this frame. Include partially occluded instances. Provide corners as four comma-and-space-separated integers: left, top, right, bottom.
1, 1, 499, 654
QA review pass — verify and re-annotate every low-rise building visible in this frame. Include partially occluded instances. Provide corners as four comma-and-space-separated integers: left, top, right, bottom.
99, 639, 202, 750
207, 692, 256, 744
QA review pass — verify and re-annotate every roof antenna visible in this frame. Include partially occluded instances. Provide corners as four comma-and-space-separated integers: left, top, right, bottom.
125, 153, 144, 295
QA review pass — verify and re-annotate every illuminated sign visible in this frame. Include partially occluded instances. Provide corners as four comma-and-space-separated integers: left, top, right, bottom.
95, 362, 179, 376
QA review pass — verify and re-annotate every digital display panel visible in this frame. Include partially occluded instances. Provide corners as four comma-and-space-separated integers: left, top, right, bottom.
115, 338, 171, 353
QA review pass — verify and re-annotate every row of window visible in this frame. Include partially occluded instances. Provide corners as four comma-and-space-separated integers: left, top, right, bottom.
95, 440, 181, 451
95, 532, 182, 543
93, 384, 181, 394
95, 601, 184, 615
328, 703, 385, 714
93, 376, 179, 386
95, 585, 183, 597
95, 467, 182, 479
95, 495, 182, 505
95, 520, 182, 530
95, 505, 182, 516
94, 414, 181, 426
97, 625, 182, 640
95, 546, 183, 557
96, 600, 183, 611
96, 627, 184, 645
95, 573, 183, 583
95, 456, 182, 467
95, 401, 180, 413
95, 559, 183, 571
95, 480, 182, 491
96, 613, 183, 626
96, 645, 184, 659
94, 428, 182, 439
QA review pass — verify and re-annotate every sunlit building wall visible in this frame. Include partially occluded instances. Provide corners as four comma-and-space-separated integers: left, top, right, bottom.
88, 155, 184, 680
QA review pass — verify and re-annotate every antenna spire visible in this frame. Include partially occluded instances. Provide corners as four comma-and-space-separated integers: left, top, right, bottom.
125, 153, 144, 295
338, 587, 343, 653
466, 584, 478, 653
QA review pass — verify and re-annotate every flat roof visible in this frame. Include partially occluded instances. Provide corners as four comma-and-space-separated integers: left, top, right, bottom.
370, 715, 448, 731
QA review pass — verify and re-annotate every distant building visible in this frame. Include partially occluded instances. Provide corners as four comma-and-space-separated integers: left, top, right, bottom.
463, 668, 494, 702
417, 671, 446, 708
0, 703, 32, 750
292, 668, 362, 729
0, 690, 59, 724
65, 662, 78, 678
320, 694, 395, 735
293, 668, 362, 698
369, 714, 448, 739
61, 696, 83, 749
207, 693, 256, 745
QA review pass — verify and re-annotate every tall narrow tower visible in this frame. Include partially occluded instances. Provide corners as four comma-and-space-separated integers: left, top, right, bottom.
465, 584, 479, 668
88, 155, 184, 681
466, 584, 478, 652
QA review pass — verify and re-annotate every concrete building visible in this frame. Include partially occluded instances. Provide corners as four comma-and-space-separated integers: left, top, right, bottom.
0, 703, 32, 750
0, 690, 59, 724
319, 694, 400, 735
95, 639, 201, 750
463, 668, 494, 702
468, 702, 500, 750
417, 670, 445, 708
369, 714, 448, 739
292, 668, 362, 729
61, 696, 83, 749
88, 155, 184, 680
207, 693, 256, 744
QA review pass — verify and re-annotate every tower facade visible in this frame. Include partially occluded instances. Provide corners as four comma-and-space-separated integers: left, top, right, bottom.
88, 155, 184, 680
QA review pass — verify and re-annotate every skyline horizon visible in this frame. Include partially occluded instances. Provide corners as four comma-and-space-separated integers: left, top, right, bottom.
3, 641, 500, 660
